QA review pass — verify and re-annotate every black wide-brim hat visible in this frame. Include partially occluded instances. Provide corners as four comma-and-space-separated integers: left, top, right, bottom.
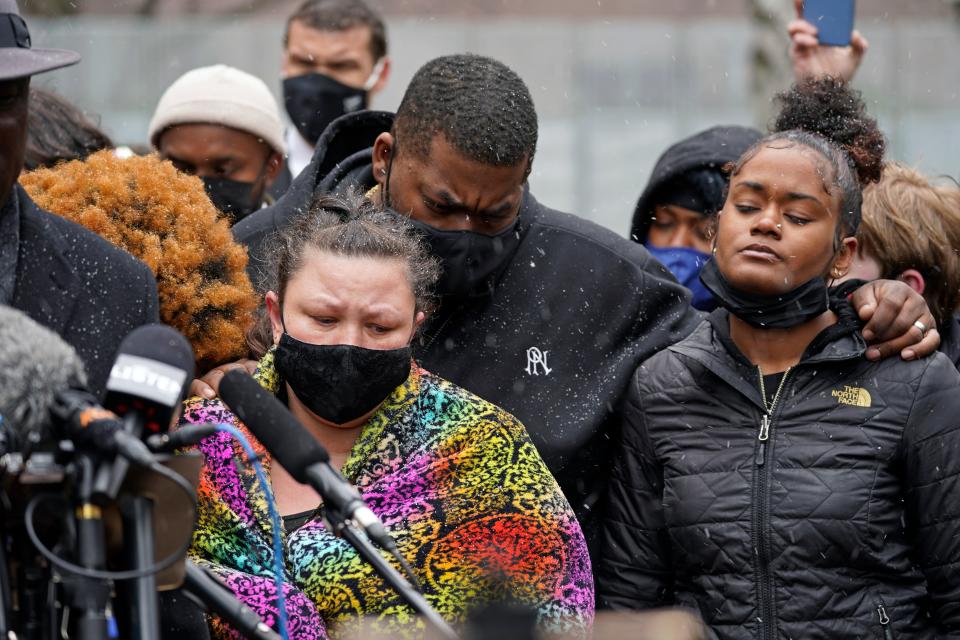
0, 0, 79, 81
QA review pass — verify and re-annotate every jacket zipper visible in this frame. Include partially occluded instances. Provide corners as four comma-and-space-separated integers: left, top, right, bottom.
876, 600, 894, 640
753, 368, 792, 640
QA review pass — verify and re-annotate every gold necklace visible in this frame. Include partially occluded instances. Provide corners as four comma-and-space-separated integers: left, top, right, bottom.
758, 366, 793, 414
755, 366, 793, 467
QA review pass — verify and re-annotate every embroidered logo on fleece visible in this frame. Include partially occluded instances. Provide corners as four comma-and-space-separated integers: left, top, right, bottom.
831, 385, 872, 408
525, 347, 552, 376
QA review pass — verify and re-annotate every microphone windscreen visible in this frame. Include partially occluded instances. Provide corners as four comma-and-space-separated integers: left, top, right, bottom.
106, 324, 195, 411
219, 369, 330, 483
0, 305, 87, 444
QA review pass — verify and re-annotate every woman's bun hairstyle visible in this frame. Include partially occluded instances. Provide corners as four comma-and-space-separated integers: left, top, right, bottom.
771, 76, 885, 188
729, 76, 886, 236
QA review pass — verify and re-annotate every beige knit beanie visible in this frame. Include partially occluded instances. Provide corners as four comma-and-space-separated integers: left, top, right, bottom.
148, 64, 284, 155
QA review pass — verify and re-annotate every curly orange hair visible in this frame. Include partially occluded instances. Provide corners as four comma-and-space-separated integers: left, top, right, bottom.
21, 151, 257, 373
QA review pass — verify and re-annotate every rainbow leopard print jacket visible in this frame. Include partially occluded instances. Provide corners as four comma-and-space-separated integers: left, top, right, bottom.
180, 351, 594, 639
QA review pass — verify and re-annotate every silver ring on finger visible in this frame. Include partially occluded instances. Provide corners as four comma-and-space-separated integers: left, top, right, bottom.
913, 319, 929, 336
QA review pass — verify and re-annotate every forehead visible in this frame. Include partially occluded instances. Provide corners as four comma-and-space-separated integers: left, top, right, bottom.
402, 134, 528, 201
158, 123, 267, 157
735, 145, 833, 195
287, 247, 414, 304
286, 20, 375, 62
655, 204, 708, 222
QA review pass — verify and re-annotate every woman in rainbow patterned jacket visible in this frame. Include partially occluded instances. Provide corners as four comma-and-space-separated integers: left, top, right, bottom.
178, 191, 593, 640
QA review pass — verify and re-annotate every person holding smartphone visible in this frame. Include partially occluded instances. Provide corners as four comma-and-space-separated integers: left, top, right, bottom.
789, 0, 868, 81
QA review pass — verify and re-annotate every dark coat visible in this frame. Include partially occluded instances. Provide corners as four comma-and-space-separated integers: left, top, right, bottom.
630, 125, 762, 243
599, 309, 960, 639
937, 314, 960, 370
233, 111, 703, 556
10, 185, 160, 398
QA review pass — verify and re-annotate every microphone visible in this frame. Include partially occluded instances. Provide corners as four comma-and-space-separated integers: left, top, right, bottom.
103, 324, 195, 436
218, 369, 392, 549
0, 306, 147, 464
146, 425, 219, 452
0, 305, 90, 451
95, 324, 195, 500
182, 560, 281, 640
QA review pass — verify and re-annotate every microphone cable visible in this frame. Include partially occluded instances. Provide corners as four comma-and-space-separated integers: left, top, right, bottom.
24, 425, 292, 640
212, 423, 290, 640
23, 460, 196, 581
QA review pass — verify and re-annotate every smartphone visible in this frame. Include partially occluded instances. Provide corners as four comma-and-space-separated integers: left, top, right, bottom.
803, 0, 855, 47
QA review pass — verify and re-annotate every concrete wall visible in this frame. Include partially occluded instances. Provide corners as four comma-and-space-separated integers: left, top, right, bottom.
26, 13, 960, 236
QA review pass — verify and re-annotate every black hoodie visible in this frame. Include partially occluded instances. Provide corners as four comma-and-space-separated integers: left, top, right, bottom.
630, 125, 762, 243
233, 111, 702, 557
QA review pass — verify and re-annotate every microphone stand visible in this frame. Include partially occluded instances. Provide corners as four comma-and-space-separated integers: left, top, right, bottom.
181, 560, 281, 640
115, 415, 160, 640
327, 510, 459, 640
119, 494, 160, 640
68, 455, 110, 640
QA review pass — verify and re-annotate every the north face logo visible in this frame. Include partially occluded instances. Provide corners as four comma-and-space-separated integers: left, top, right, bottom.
832, 386, 872, 407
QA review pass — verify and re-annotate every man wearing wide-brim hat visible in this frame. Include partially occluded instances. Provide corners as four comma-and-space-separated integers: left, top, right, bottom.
0, 0, 159, 397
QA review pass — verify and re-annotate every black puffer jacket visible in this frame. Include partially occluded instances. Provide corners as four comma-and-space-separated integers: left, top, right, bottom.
599, 309, 960, 639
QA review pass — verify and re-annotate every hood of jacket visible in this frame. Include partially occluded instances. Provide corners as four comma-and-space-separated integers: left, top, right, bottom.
279, 109, 394, 209
630, 125, 762, 243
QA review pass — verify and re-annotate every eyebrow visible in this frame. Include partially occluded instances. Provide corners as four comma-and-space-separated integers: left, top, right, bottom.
291, 50, 363, 67
738, 181, 821, 204
167, 152, 237, 166
429, 189, 516, 217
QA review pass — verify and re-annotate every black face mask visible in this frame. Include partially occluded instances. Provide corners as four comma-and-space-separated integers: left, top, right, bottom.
283, 72, 367, 146
382, 152, 521, 299
201, 176, 260, 224
274, 333, 412, 425
699, 258, 830, 329
408, 218, 521, 299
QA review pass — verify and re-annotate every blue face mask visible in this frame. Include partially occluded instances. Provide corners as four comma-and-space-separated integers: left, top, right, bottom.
645, 244, 716, 311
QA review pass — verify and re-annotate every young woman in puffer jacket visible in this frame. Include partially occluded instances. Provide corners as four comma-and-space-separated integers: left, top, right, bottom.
599, 77, 960, 640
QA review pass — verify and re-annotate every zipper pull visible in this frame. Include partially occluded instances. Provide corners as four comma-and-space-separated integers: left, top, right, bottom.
877, 604, 890, 625
756, 414, 770, 466
877, 604, 893, 640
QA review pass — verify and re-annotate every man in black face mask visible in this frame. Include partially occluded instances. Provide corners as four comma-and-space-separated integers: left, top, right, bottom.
275, 0, 390, 195
235, 54, 699, 562
231, 54, 940, 570
149, 64, 284, 225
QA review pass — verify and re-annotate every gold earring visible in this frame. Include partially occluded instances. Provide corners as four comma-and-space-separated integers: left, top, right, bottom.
832, 266, 845, 278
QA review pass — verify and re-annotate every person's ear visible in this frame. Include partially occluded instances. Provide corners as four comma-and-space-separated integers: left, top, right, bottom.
371, 132, 395, 196
409, 310, 426, 342
898, 268, 926, 296
368, 56, 391, 95
263, 151, 284, 187
831, 236, 858, 278
710, 211, 722, 255
265, 291, 284, 345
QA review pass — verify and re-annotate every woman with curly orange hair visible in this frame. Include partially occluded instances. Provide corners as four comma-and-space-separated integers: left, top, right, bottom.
20, 150, 257, 373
